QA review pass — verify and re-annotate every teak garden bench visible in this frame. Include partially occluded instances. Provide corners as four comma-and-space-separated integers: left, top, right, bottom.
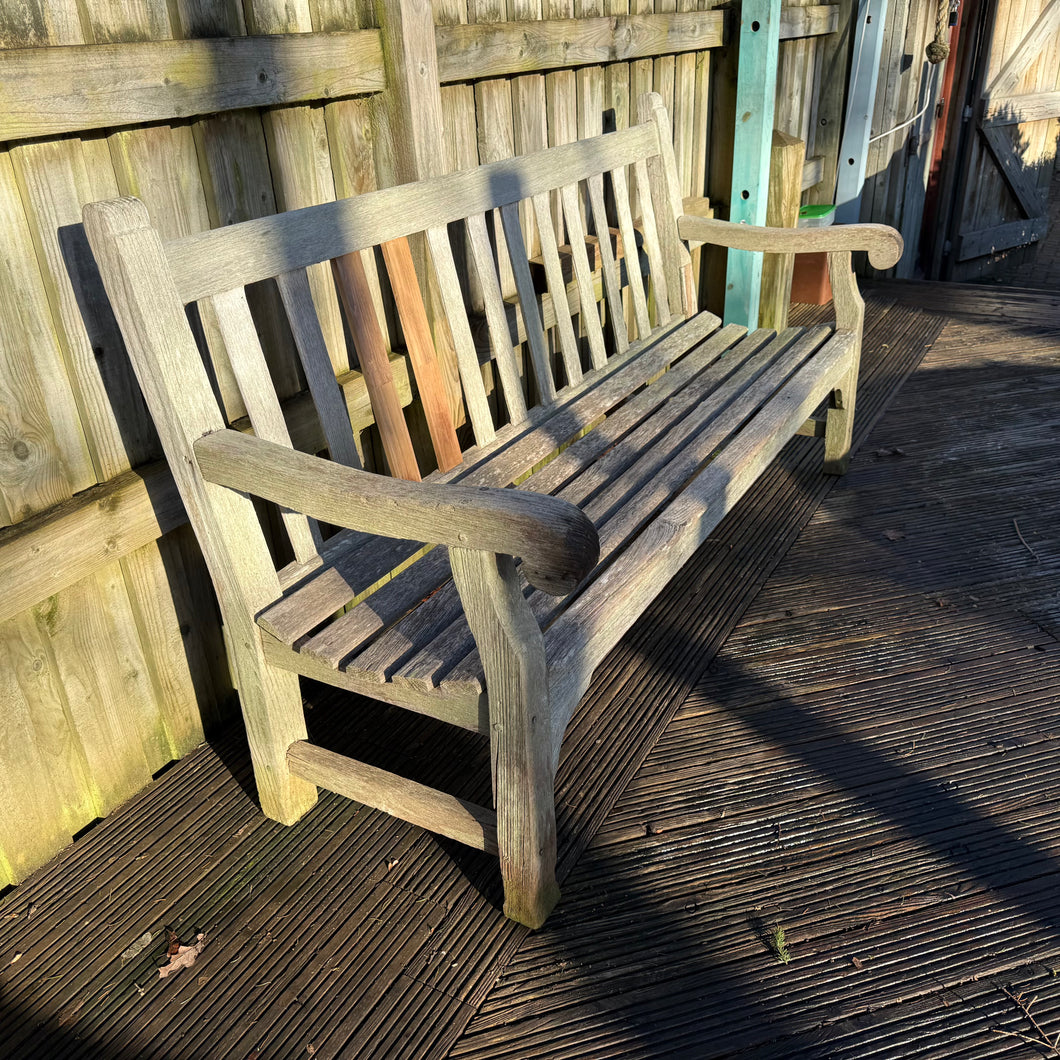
84, 93, 901, 928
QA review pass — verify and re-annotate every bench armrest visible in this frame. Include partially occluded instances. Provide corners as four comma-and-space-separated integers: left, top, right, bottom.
676, 216, 903, 270
193, 430, 599, 596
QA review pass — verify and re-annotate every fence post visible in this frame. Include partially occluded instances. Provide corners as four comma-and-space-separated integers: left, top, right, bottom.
723, 0, 781, 330
374, 0, 465, 439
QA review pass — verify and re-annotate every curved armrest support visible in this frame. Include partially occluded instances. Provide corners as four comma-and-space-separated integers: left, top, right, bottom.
194, 430, 599, 596
677, 216, 903, 271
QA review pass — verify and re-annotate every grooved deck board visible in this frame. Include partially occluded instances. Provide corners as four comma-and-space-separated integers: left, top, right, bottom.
454, 297, 1060, 1058
14, 292, 1046, 1060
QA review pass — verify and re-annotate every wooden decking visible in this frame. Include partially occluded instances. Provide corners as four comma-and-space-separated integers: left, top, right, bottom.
2, 290, 1059, 1058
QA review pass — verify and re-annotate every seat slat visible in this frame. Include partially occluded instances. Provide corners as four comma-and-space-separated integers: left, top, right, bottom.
545, 329, 858, 749
258, 312, 720, 651
209, 287, 322, 565
299, 546, 452, 670
258, 532, 423, 644
439, 325, 837, 695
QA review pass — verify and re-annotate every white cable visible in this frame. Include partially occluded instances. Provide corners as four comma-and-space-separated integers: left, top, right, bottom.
868, 97, 934, 144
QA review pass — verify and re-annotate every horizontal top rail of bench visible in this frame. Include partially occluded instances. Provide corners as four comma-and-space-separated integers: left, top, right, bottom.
0, 7, 837, 143
165, 124, 659, 302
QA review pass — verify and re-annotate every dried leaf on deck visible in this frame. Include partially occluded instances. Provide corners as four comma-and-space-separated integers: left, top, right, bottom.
882, 529, 906, 541
159, 933, 206, 979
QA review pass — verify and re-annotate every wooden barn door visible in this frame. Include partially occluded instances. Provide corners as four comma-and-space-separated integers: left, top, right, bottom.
943, 0, 1060, 278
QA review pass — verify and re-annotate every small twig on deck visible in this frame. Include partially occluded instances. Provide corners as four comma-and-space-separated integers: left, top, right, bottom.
991, 986, 1060, 1056
1013, 518, 1041, 562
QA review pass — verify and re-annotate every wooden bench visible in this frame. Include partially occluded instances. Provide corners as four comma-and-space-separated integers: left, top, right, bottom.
84, 93, 901, 928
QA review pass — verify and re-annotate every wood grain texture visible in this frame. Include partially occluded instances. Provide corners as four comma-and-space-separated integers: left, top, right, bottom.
333, 251, 422, 481
0, 31, 384, 142
678, 215, 904, 269
193, 430, 599, 595
451, 548, 560, 928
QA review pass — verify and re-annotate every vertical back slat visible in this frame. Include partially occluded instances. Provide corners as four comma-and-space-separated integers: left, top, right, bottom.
639, 91, 697, 318
274, 268, 363, 470
633, 156, 672, 325
498, 202, 558, 406
208, 287, 323, 564
332, 251, 422, 481
380, 237, 464, 472
559, 183, 608, 369
424, 224, 497, 446
530, 192, 583, 387
465, 212, 530, 425
609, 164, 651, 337
586, 172, 630, 354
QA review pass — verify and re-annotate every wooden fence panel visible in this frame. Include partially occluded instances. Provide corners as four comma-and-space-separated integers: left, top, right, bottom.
0, 0, 839, 884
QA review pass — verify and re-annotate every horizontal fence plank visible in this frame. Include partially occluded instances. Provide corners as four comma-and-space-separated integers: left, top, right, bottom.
983, 90, 1060, 126
0, 358, 414, 624
0, 31, 385, 141
435, 12, 725, 81
0, 7, 836, 142
957, 216, 1049, 262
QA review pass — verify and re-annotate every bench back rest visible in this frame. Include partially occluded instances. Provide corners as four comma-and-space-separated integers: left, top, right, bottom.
84, 93, 691, 612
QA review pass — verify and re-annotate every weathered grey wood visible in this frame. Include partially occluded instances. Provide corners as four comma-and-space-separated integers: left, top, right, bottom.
465, 212, 532, 423
546, 328, 857, 754
638, 91, 694, 317
261, 624, 487, 731
275, 269, 363, 469
586, 174, 630, 353
208, 287, 322, 564
166, 124, 659, 302
531, 193, 584, 385
822, 250, 864, 474
957, 216, 1050, 262
450, 548, 560, 928
633, 157, 671, 323
287, 740, 499, 852
677, 214, 904, 269
609, 164, 652, 336
499, 202, 559, 403
84, 92, 888, 932
83, 196, 316, 827
0, 32, 385, 141
425, 224, 498, 445
193, 430, 599, 596
559, 184, 609, 368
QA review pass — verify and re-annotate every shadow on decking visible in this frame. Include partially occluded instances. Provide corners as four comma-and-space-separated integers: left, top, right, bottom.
2, 297, 1059, 1058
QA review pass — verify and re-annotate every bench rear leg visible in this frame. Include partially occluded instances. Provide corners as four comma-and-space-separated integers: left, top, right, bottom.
451, 547, 561, 929
823, 367, 857, 475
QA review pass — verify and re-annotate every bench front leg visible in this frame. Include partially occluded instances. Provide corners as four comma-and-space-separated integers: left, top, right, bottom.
450, 546, 560, 929
823, 250, 866, 475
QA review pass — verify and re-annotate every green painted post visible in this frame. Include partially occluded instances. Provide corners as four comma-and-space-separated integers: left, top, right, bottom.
724, 0, 782, 330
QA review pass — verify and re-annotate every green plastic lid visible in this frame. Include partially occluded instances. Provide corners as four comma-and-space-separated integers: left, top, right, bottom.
798, 204, 836, 227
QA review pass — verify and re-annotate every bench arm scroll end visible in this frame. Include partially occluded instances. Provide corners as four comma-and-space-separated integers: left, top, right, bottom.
676, 215, 903, 270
